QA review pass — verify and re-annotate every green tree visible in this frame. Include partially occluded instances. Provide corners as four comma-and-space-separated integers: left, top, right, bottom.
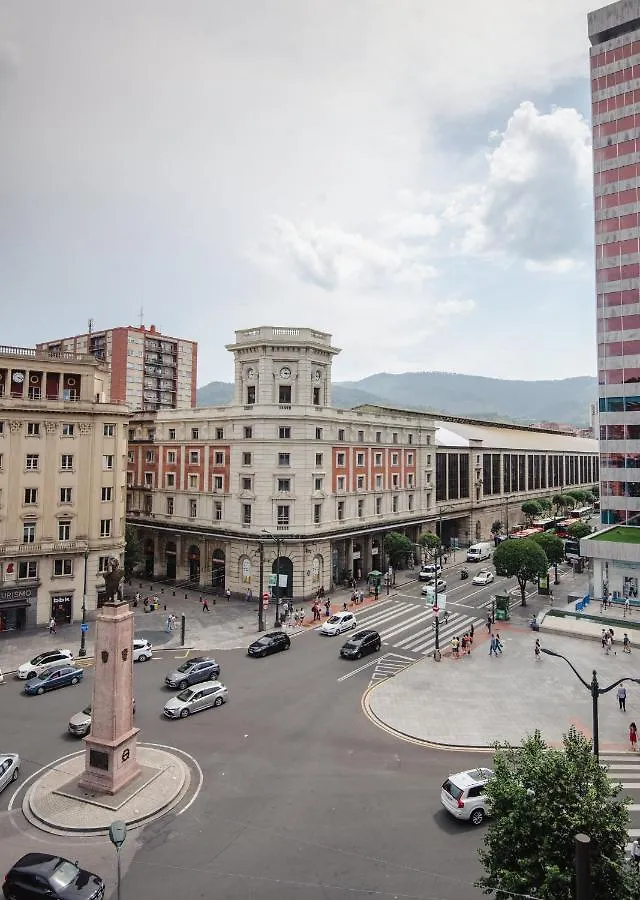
521, 499, 543, 525
418, 531, 441, 562
477, 728, 640, 900
490, 520, 503, 538
583, 490, 595, 504
566, 489, 587, 505
492, 538, 549, 606
383, 532, 413, 568
124, 524, 142, 582
537, 497, 553, 513
567, 521, 592, 541
532, 531, 565, 585
551, 493, 565, 517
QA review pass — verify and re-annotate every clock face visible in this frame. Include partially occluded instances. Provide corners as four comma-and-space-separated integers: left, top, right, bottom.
280, 366, 291, 379
246, 367, 255, 380
12, 372, 24, 384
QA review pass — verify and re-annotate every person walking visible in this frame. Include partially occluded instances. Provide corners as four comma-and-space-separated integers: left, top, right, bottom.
460, 634, 467, 656
625, 596, 630, 618
489, 636, 497, 657
464, 632, 471, 655
49, 616, 56, 635
618, 684, 627, 712
534, 639, 541, 660
451, 636, 459, 658
359, 589, 364, 605
630, 721, 638, 751
601, 629, 607, 650
486, 615, 492, 634
225, 588, 231, 602
606, 633, 613, 655
202, 597, 209, 612
324, 598, 331, 617
624, 633, 632, 654
495, 633, 503, 654
469, 623, 474, 647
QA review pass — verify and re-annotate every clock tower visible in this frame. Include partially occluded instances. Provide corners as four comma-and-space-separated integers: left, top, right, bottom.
226, 327, 340, 408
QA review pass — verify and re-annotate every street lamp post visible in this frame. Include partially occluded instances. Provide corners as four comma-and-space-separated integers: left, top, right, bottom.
257, 542, 265, 632
540, 647, 640, 761
79, 547, 89, 658
262, 530, 284, 627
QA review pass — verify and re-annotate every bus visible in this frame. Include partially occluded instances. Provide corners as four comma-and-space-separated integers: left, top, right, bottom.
564, 539, 581, 561
555, 519, 575, 539
510, 527, 544, 539
569, 506, 593, 520
533, 517, 557, 532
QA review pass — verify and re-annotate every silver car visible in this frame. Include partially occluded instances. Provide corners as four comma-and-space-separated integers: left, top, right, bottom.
69, 699, 136, 737
163, 681, 228, 718
0, 753, 20, 793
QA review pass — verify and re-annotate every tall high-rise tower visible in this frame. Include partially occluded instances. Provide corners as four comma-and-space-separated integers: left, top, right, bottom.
589, 1, 640, 524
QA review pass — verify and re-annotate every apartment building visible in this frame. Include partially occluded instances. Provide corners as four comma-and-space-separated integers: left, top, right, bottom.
126, 326, 598, 599
0, 345, 129, 630
37, 324, 197, 412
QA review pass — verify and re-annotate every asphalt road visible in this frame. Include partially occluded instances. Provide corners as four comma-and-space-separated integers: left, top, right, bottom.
0, 565, 584, 900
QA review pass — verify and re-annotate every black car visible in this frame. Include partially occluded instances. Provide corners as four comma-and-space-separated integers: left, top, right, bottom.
339, 629, 382, 660
247, 631, 291, 657
3, 853, 105, 900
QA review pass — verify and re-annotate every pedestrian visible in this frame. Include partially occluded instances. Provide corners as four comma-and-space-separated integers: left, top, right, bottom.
489, 636, 497, 657
299, 608, 305, 626
165, 615, 172, 633
294, 609, 300, 626
460, 634, 467, 656
606, 633, 613, 655
624, 633, 632, 654
202, 597, 209, 612
469, 623, 474, 647
495, 633, 503, 654
49, 616, 56, 635
601, 629, 607, 650
630, 721, 638, 751
486, 615, 492, 634
374, 586, 379, 600
534, 639, 541, 660
625, 597, 630, 618
225, 588, 231, 602
359, 589, 364, 605
451, 636, 459, 658
618, 684, 627, 712
325, 599, 331, 617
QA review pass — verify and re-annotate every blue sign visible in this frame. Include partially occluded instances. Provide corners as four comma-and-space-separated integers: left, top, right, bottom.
80, 623, 89, 633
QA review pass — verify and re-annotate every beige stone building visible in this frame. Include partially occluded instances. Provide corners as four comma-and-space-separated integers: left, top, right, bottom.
0, 345, 129, 630
126, 326, 599, 599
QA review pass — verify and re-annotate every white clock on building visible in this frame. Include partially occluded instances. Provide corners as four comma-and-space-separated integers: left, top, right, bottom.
12, 372, 24, 383
279, 367, 291, 379
246, 367, 255, 379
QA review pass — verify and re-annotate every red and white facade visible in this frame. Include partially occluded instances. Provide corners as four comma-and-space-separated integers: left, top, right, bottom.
590, 0, 640, 523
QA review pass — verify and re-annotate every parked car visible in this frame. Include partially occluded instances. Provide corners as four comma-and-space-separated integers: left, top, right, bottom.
440, 767, 493, 826
247, 631, 291, 657
163, 681, 229, 718
339, 630, 381, 659
472, 569, 495, 586
2, 853, 105, 900
320, 611, 357, 635
418, 563, 443, 581
68, 699, 136, 738
0, 753, 20, 794
133, 638, 153, 662
165, 656, 220, 690
16, 649, 75, 680
420, 579, 447, 595
24, 666, 83, 696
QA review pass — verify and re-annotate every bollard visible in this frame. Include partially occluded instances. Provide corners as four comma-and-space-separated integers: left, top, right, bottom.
172, 591, 176, 596
185, 594, 188, 599
181, 614, 186, 647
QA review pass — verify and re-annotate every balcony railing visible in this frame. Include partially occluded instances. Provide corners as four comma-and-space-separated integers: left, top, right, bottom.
0, 538, 89, 557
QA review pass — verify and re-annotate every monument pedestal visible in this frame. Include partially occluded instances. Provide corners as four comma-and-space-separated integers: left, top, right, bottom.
78, 601, 141, 795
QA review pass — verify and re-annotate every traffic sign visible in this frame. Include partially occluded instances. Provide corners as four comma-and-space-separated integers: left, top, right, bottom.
268, 574, 278, 587
80, 623, 89, 633
262, 591, 270, 606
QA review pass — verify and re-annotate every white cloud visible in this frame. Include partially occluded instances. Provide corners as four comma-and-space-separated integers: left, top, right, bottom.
446, 101, 592, 269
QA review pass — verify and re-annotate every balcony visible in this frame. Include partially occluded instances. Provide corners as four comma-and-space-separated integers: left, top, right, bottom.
0, 538, 89, 557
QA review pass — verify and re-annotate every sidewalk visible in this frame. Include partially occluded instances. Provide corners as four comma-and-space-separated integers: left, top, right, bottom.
364, 624, 640, 752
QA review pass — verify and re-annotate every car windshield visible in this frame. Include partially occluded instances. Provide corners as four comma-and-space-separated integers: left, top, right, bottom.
254, 638, 270, 646
176, 662, 194, 673
29, 653, 49, 665
443, 779, 463, 800
177, 689, 195, 701
327, 616, 341, 624
49, 861, 79, 890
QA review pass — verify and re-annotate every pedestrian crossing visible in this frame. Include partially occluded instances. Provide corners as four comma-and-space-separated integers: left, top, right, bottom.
348, 598, 487, 657
368, 653, 416, 685
601, 752, 640, 842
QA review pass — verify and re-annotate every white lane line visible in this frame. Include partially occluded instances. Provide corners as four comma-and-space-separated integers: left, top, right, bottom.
336, 651, 413, 682
354, 604, 415, 629
392, 612, 468, 649
378, 610, 435, 640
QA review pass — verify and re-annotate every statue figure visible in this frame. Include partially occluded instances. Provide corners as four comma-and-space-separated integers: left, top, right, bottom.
103, 558, 124, 603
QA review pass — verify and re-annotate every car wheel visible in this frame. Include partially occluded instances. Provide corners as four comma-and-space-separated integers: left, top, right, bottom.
179, 680, 188, 690
214, 697, 224, 707
27, 671, 37, 680
209, 671, 218, 680
179, 708, 190, 718
71, 677, 79, 685
375, 642, 381, 651
470, 808, 485, 826
355, 651, 363, 660
11, 767, 19, 782
36, 687, 44, 695
138, 654, 147, 662
260, 650, 267, 658
352, 621, 357, 629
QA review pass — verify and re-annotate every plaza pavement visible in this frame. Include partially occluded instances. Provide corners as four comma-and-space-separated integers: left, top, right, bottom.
364, 621, 640, 752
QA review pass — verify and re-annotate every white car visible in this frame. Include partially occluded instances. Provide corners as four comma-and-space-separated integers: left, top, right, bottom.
319, 612, 357, 635
418, 563, 443, 581
472, 570, 495, 586
16, 649, 75, 680
421, 579, 447, 594
133, 638, 153, 662
0, 754, 20, 793
441, 767, 493, 825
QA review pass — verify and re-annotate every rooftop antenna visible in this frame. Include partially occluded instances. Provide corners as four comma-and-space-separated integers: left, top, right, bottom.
139, 306, 145, 329
88, 318, 94, 336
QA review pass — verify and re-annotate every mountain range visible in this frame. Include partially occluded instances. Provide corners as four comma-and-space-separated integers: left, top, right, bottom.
196, 371, 597, 426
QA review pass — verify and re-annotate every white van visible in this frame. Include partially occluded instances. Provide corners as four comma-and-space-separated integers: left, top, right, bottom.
466, 542, 493, 563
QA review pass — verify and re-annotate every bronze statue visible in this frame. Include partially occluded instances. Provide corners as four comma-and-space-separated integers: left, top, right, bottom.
103, 559, 124, 603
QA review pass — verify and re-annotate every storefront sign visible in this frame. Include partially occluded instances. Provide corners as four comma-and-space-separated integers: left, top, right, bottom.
0, 585, 36, 604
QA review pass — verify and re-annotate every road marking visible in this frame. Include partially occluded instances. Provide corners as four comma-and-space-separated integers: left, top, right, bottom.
368, 653, 416, 685
336, 651, 413, 682
377, 610, 434, 640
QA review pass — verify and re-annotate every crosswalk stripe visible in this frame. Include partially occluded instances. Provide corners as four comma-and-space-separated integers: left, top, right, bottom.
378, 610, 435, 640
356, 603, 415, 628
407, 617, 485, 653
393, 610, 467, 647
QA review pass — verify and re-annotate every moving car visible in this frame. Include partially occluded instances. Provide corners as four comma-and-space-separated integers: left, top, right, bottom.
163, 681, 229, 718
16, 649, 75, 680
0, 754, 20, 794
24, 665, 83, 696
133, 638, 153, 662
319, 611, 357, 635
472, 569, 495, 586
68, 699, 136, 738
247, 631, 291, 657
440, 767, 493, 826
339, 630, 381, 659
165, 656, 220, 690
420, 579, 447, 595
418, 563, 443, 581
2, 853, 105, 900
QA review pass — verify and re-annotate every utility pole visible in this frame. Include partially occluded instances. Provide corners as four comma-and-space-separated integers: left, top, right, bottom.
575, 834, 592, 900
258, 542, 265, 632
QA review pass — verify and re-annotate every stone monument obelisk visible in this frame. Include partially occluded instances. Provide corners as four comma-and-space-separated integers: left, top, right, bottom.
78, 561, 141, 794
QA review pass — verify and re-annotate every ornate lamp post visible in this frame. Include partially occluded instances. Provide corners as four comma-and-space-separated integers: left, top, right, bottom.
78, 546, 89, 657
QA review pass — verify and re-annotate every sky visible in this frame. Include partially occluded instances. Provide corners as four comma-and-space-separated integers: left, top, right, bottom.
0, 1, 602, 386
